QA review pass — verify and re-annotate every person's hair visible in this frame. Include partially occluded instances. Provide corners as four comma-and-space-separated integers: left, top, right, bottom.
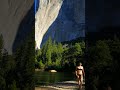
79, 62, 82, 66
76, 61, 83, 66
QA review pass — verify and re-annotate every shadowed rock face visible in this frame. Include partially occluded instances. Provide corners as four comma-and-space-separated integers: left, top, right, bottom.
41, 0, 85, 46
86, 0, 120, 32
35, 0, 63, 49
0, 0, 34, 54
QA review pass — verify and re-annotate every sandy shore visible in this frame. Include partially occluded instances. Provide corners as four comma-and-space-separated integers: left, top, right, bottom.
35, 81, 85, 90
35, 87, 58, 90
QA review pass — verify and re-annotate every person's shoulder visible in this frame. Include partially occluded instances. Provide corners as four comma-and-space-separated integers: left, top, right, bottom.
80, 66, 83, 69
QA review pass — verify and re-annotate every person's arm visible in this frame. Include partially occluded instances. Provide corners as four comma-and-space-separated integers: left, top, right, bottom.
75, 67, 78, 77
75, 67, 77, 76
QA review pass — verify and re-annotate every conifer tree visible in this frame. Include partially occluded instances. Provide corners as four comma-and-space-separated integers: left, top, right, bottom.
0, 35, 6, 89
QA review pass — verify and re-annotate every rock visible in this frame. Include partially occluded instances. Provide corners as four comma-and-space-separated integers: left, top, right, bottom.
35, 0, 63, 49
49, 70, 57, 72
0, 0, 34, 54
41, 0, 85, 46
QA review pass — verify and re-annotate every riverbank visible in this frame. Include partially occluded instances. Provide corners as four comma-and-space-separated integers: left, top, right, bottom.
35, 87, 58, 90
35, 69, 44, 72
35, 81, 85, 90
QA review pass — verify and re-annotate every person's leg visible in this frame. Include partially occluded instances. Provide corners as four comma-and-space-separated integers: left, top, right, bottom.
77, 75, 80, 89
79, 75, 82, 90
80, 75, 83, 89
80, 78, 82, 90
77, 76, 80, 85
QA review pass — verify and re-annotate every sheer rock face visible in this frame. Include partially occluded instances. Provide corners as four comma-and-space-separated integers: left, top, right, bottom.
35, 0, 63, 49
41, 0, 85, 46
0, 0, 34, 54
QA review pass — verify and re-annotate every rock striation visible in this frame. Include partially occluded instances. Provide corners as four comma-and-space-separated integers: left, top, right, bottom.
35, 0, 63, 49
41, 0, 85, 46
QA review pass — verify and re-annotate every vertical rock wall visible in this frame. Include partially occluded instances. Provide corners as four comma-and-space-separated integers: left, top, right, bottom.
41, 0, 85, 46
35, 0, 63, 49
0, 0, 34, 54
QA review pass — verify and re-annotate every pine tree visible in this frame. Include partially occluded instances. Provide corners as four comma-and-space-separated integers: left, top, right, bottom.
0, 35, 6, 89
15, 30, 35, 90
0, 35, 3, 61
74, 43, 82, 56
55, 43, 63, 67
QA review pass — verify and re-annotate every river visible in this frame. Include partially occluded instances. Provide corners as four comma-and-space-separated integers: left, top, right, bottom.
35, 71, 76, 86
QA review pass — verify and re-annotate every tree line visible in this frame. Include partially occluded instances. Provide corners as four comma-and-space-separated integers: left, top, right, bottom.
85, 37, 120, 90
0, 30, 34, 90
35, 37, 85, 72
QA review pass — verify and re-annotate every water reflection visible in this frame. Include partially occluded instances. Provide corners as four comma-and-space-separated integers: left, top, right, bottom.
35, 71, 76, 86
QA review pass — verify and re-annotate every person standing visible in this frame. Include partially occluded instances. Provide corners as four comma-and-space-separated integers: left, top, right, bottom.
75, 62, 85, 90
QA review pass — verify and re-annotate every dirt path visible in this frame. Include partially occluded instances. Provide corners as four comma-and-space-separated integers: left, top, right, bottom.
35, 81, 85, 90
35, 87, 58, 90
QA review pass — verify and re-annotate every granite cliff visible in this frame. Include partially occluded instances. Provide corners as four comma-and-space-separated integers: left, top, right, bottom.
41, 0, 85, 46
35, 0, 63, 49
0, 0, 34, 54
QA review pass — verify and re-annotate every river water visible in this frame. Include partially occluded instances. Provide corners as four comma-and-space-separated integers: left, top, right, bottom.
35, 71, 76, 86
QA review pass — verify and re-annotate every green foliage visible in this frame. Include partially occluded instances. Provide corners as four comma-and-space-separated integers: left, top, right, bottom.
46, 48, 52, 65
39, 60, 44, 69
80, 41, 85, 49
0, 35, 17, 89
0, 29, 34, 90
35, 36, 85, 72
86, 38, 120, 90
96, 41, 111, 65
0, 76, 6, 89
0, 35, 3, 50
0, 35, 3, 63
88, 40, 113, 75
74, 43, 82, 55
0, 35, 6, 89
9, 80, 17, 90
15, 30, 35, 90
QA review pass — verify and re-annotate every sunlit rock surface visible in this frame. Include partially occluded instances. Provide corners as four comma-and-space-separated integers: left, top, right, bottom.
35, 0, 63, 49
0, 0, 34, 54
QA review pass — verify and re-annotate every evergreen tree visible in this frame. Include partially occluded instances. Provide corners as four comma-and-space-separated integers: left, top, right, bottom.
74, 43, 82, 56
46, 48, 52, 65
0, 35, 6, 89
86, 40, 113, 90
36, 36, 85, 71
52, 41, 57, 63
80, 41, 85, 49
0, 35, 16, 89
15, 30, 34, 90
0, 35, 3, 62
55, 43, 63, 67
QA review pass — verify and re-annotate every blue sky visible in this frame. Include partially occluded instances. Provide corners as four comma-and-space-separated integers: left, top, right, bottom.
35, 0, 39, 14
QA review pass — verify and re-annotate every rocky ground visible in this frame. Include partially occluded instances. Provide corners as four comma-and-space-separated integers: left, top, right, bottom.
35, 81, 85, 90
